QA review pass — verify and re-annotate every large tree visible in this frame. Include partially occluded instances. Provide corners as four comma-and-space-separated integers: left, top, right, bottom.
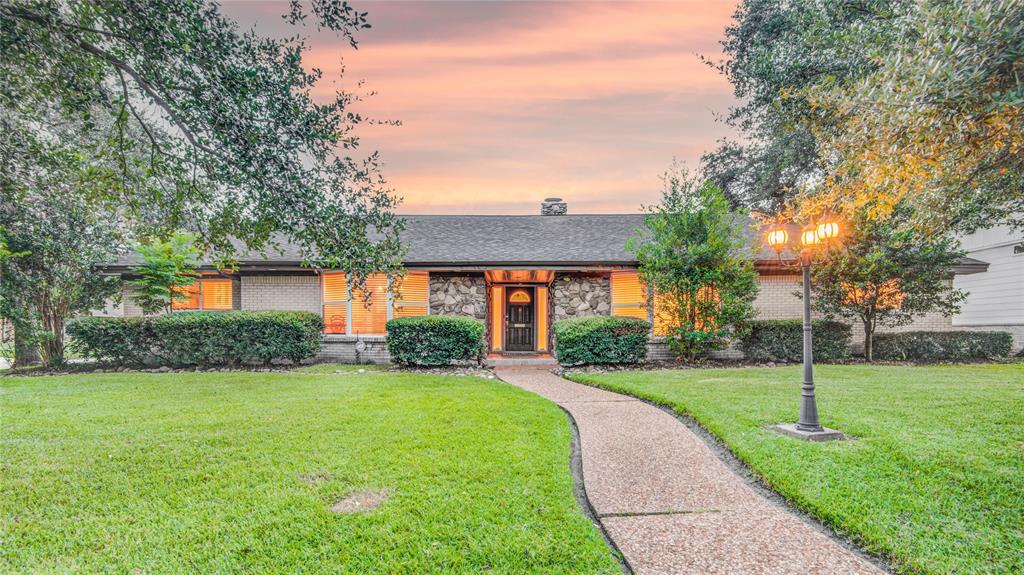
0, 0, 404, 280
629, 166, 759, 361
0, 113, 129, 365
800, 0, 1024, 234
706, 0, 1024, 235
809, 207, 966, 361
702, 0, 892, 212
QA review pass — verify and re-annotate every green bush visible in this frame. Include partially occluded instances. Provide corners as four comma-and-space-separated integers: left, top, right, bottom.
554, 316, 650, 365
66, 316, 158, 365
737, 320, 852, 362
873, 331, 1012, 362
386, 315, 484, 366
68, 311, 323, 366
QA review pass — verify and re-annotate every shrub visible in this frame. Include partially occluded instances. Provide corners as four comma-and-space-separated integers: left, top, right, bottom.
386, 315, 484, 366
554, 316, 651, 365
68, 311, 323, 366
738, 320, 852, 362
66, 316, 158, 365
873, 331, 1012, 362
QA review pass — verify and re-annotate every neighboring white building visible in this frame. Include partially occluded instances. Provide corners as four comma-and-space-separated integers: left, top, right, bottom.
954, 224, 1024, 353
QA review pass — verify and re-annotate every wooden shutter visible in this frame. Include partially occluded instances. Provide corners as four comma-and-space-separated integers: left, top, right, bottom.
351, 273, 388, 335
610, 272, 648, 320
200, 279, 233, 310
393, 272, 429, 318
323, 273, 347, 334
171, 283, 200, 310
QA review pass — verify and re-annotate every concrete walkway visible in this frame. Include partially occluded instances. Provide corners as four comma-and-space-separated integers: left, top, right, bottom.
495, 367, 885, 575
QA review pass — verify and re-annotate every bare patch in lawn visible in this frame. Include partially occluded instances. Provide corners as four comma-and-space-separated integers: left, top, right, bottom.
330, 488, 391, 514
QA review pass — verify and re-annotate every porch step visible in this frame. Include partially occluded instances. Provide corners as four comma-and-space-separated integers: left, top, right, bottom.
484, 354, 559, 367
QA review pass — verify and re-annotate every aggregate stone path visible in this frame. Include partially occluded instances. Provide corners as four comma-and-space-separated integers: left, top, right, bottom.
495, 367, 886, 575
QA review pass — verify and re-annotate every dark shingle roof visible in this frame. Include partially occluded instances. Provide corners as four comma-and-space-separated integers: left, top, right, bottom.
99, 213, 989, 274
399, 214, 645, 264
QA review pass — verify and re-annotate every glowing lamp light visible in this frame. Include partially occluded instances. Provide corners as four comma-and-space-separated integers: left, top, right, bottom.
816, 221, 840, 242
766, 228, 788, 254
800, 225, 820, 247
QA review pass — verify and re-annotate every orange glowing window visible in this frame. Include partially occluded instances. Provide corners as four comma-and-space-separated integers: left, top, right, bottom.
171, 284, 200, 310
508, 289, 531, 303
842, 280, 904, 309
393, 272, 429, 318
652, 286, 719, 336
172, 278, 232, 311
200, 279, 232, 310
351, 273, 388, 335
610, 272, 648, 320
322, 273, 347, 334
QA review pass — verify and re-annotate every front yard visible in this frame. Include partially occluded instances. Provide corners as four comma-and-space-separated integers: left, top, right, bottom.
0, 369, 620, 574
570, 363, 1024, 575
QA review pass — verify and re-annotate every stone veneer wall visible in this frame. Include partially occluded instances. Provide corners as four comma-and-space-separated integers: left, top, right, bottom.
429, 273, 487, 319
552, 273, 611, 320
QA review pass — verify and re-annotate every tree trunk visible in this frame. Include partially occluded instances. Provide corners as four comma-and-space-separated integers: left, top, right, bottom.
39, 312, 64, 366
13, 319, 40, 367
863, 319, 874, 363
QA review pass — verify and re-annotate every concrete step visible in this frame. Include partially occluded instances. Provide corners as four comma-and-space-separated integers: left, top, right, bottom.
484, 354, 559, 367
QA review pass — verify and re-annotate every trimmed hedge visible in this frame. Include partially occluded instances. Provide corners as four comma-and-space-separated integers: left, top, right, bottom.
386, 315, 485, 366
67, 311, 324, 366
873, 331, 1012, 362
554, 316, 651, 365
737, 319, 852, 362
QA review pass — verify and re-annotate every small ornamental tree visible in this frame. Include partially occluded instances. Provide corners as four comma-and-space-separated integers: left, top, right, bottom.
629, 166, 759, 361
809, 208, 967, 361
129, 233, 202, 315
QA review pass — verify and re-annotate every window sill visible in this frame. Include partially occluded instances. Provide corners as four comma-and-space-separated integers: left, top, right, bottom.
322, 334, 387, 342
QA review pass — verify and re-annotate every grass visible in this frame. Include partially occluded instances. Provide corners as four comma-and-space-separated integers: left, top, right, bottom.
569, 363, 1024, 575
1, 369, 620, 574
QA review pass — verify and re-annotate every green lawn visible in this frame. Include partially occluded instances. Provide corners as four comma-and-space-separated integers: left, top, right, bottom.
1, 369, 620, 574
570, 363, 1024, 575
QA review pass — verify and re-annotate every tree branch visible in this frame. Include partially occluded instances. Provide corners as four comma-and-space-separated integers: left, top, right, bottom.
76, 41, 220, 159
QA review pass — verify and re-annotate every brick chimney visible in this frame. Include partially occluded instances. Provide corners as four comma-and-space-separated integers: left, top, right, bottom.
541, 197, 567, 215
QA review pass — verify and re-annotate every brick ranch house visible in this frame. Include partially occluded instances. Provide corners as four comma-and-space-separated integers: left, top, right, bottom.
100, 198, 990, 364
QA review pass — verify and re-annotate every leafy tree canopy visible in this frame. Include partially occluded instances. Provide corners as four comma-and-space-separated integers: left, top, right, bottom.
800, 0, 1024, 234
1, 0, 404, 283
809, 206, 967, 361
629, 165, 759, 361
128, 233, 202, 316
702, 0, 891, 212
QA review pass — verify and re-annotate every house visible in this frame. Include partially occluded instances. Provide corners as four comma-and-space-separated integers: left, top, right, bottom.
100, 198, 991, 363
953, 224, 1024, 353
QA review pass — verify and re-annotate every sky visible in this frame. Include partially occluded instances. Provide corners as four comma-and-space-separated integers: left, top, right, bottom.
221, 0, 741, 214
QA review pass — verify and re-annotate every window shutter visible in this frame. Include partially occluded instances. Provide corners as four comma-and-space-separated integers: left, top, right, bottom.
393, 272, 429, 318
323, 273, 347, 334
610, 272, 648, 320
351, 273, 388, 335
200, 279, 233, 310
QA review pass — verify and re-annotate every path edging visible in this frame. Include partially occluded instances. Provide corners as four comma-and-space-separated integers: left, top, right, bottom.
560, 406, 634, 575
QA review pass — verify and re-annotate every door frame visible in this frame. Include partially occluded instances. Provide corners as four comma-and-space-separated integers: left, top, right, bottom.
503, 286, 537, 352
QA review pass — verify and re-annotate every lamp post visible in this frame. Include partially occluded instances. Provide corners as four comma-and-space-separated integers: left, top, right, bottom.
767, 218, 845, 441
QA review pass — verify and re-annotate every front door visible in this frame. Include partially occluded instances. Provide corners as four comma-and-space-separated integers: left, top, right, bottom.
505, 287, 535, 351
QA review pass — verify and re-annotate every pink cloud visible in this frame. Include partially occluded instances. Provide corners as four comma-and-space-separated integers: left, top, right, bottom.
222, 0, 740, 214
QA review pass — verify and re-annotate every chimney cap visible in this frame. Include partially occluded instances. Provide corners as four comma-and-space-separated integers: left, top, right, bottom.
541, 197, 568, 215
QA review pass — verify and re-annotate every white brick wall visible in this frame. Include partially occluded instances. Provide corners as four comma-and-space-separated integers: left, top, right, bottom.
240, 275, 321, 314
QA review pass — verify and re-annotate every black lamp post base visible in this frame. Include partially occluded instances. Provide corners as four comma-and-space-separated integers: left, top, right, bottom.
771, 423, 845, 442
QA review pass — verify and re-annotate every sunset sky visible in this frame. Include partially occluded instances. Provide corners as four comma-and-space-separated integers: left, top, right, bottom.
223, 0, 741, 214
